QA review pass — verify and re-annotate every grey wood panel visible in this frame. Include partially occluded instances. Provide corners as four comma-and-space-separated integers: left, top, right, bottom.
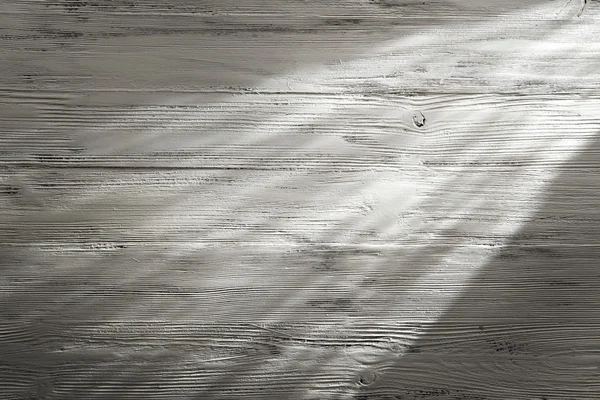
1, 0, 600, 399
2, 0, 600, 94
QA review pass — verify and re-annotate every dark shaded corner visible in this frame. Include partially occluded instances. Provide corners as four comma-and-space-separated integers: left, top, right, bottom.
356, 132, 600, 400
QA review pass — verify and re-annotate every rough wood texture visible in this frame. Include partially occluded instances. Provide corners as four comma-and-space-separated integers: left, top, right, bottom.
1, 0, 600, 399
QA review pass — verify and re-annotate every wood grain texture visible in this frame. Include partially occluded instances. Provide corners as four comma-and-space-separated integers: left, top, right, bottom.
1, 0, 600, 399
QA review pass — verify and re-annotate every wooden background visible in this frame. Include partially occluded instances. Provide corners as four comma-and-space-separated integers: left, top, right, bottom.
1, 0, 600, 398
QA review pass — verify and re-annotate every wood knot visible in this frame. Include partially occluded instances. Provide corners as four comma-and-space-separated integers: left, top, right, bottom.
357, 369, 377, 386
412, 111, 426, 128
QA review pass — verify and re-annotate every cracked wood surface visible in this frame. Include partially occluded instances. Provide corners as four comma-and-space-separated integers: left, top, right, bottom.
1, 1, 600, 399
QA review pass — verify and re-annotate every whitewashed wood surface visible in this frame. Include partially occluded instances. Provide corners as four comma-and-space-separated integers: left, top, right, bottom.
1, 0, 600, 399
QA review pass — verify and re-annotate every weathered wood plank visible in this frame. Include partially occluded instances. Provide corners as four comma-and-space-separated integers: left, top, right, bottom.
1, 320, 600, 399
1, 95, 597, 249
2, 242, 600, 322
1, 0, 599, 94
